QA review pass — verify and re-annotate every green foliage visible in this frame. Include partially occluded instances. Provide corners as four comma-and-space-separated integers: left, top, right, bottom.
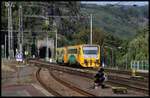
42, 24, 54, 31
74, 29, 105, 45
103, 31, 123, 48
116, 26, 149, 69
129, 26, 149, 61
101, 31, 125, 67
75, 29, 90, 45
80, 4, 148, 68
2, 2, 148, 68
92, 29, 104, 45
80, 4, 148, 39
134, 26, 149, 37
1, 1, 83, 44
57, 37, 69, 47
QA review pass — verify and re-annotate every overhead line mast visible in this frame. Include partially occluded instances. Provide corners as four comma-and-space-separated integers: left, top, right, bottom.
5, 2, 14, 59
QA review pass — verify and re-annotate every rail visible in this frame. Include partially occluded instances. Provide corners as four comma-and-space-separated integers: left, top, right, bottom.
30, 59, 149, 94
49, 69, 96, 97
36, 67, 62, 96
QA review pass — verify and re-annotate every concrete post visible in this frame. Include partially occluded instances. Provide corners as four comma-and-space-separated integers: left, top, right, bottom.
5, 35, 7, 58
51, 39, 54, 59
90, 14, 92, 45
45, 36, 49, 61
56, 28, 57, 61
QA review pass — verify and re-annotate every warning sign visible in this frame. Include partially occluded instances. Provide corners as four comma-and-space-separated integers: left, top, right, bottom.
16, 53, 23, 61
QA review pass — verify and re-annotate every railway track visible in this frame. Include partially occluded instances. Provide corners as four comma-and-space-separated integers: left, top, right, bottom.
106, 78, 148, 94
48, 65, 149, 94
29, 59, 148, 81
29, 59, 148, 78
35, 64, 96, 96
36, 67, 62, 96
49, 69, 96, 97
30, 59, 149, 95
108, 75, 148, 87
103, 68, 149, 78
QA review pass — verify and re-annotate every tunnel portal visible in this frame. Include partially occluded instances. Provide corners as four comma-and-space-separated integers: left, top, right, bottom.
39, 47, 51, 58
37, 38, 54, 59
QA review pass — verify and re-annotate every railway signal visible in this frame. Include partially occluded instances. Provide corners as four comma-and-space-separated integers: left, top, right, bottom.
16, 52, 23, 62
102, 62, 105, 67
132, 64, 136, 76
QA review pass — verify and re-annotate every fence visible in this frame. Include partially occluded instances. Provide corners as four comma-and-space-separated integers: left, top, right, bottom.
131, 60, 149, 72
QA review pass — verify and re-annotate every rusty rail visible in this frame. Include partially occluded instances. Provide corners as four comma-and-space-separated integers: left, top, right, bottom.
36, 68, 62, 97
31, 59, 149, 95
49, 69, 96, 97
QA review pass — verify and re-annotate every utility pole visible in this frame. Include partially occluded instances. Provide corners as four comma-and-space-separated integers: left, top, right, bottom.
10, 2, 14, 59
46, 36, 49, 61
5, 2, 13, 60
90, 14, 92, 45
5, 35, 7, 58
45, 10, 49, 61
112, 49, 113, 66
18, 6, 21, 52
55, 27, 57, 61
126, 54, 127, 70
52, 21, 57, 61
21, 5, 23, 53
18, 5, 23, 53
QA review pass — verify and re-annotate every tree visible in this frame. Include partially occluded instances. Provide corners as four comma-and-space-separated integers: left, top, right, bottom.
74, 29, 89, 45
116, 26, 149, 69
75, 29, 105, 45
92, 29, 104, 45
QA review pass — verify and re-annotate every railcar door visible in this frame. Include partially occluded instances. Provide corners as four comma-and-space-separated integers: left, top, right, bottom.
77, 47, 81, 63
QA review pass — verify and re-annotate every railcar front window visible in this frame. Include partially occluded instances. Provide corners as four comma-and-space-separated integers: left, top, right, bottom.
83, 46, 98, 58
83, 46, 98, 54
83, 50, 98, 54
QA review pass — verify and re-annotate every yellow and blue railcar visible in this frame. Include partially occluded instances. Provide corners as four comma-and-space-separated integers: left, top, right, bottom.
56, 44, 101, 68
77, 44, 100, 67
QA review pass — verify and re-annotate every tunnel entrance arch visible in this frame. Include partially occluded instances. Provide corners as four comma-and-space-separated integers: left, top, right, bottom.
37, 38, 54, 59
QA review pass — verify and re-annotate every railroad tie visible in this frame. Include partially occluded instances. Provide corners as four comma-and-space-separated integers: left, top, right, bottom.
112, 86, 127, 94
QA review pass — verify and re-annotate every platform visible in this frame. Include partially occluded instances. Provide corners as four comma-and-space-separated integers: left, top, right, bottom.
2, 83, 53, 96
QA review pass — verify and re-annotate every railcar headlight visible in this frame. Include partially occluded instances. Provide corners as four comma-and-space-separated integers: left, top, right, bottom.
84, 60, 88, 63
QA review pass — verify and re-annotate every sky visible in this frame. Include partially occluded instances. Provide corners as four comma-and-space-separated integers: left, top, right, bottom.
81, 1, 148, 6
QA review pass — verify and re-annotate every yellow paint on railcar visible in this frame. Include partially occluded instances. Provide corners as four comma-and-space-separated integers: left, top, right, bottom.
78, 44, 101, 68
57, 44, 101, 68
64, 47, 68, 63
